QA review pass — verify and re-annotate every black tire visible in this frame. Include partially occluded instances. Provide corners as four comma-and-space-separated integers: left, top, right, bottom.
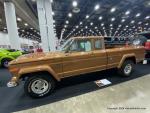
118, 60, 134, 76
1, 59, 11, 68
24, 74, 55, 98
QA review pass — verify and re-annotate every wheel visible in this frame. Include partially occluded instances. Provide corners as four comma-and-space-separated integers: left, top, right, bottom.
24, 74, 55, 98
1, 59, 11, 68
118, 60, 134, 76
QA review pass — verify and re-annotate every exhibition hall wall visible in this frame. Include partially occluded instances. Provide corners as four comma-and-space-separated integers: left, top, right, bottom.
0, 32, 39, 49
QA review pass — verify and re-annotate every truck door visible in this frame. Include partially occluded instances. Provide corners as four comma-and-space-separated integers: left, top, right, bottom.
62, 38, 96, 77
92, 39, 107, 71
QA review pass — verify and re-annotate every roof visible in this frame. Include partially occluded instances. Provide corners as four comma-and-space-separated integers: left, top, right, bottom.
26, 0, 150, 39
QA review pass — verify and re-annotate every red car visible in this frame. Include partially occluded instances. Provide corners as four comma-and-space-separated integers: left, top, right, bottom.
145, 41, 150, 52
132, 32, 150, 62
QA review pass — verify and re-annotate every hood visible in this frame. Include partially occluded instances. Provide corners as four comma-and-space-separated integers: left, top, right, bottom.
9, 52, 64, 65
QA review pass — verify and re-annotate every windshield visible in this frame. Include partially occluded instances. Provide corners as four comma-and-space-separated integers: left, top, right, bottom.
59, 38, 74, 51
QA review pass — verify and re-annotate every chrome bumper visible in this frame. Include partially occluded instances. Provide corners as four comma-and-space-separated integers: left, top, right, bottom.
7, 81, 18, 88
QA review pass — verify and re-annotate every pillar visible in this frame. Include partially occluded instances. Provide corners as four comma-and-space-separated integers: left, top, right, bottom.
37, 0, 56, 52
4, 1, 21, 50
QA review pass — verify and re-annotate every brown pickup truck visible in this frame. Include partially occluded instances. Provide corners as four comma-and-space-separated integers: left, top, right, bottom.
7, 36, 145, 98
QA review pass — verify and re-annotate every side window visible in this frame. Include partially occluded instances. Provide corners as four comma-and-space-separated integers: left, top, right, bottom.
70, 39, 92, 52
95, 39, 102, 50
70, 41, 78, 51
84, 40, 92, 51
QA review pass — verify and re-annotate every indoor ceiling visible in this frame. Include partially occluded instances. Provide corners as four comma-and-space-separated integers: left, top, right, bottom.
0, 0, 41, 42
27, 0, 150, 40
0, 0, 150, 42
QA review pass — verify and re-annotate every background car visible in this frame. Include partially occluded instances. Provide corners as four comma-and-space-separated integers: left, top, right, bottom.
0, 48, 22, 68
131, 32, 150, 62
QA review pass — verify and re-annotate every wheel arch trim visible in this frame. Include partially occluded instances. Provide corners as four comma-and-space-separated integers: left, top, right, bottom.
18, 65, 60, 81
118, 53, 136, 68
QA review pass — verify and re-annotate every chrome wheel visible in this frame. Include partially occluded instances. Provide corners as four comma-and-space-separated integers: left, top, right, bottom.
3, 60, 9, 68
31, 79, 50, 94
124, 64, 132, 75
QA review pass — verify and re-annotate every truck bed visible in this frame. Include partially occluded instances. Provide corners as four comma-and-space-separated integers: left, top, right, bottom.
105, 44, 125, 49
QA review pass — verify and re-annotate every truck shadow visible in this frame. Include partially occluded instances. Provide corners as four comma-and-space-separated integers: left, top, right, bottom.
1, 63, 150, 113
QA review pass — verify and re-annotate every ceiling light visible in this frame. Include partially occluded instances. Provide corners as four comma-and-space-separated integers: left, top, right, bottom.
85, 26, 88, 29
17, 17, 22, 22
72, 1, 77, 7
138, 21, 142, 24
52, 12, 55, 16
94, 4, 100, 10
98, 16, 103, 20
110, 24, 113, 27
135, 13, 141, 17
86, 15, 89, 19
80, 22, 82, 25
121, 19, 125, 23
101, 23, 104, 26
145, 16, 150, 19
90, 22, 93, 26
64, 25, 67, 28
118, 24, 122, 27
125, 10, 130, 15
95, 27, 98, 29
76, 25, 79, 28
111, 17, 115, 21
68, 13, 72, 17
24, 23, 28, 26
131, 20, 135, 24
66, 20, 69, 24
30, 28, 33, 30
110, 7, 116, 13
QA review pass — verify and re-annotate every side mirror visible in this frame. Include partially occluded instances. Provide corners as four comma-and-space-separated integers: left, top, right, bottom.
65, 47, 70, 53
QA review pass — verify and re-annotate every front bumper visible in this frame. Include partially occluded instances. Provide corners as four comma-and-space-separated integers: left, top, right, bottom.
7, 76, 18, 88
7, 81, 18, 87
